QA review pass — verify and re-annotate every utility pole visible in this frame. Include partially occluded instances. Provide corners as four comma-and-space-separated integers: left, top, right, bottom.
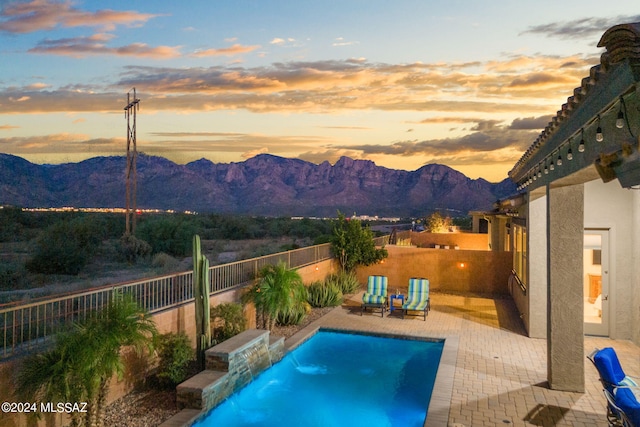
124, 88, 140, 236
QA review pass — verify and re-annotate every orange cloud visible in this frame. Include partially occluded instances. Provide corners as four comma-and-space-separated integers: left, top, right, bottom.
1, 53, 595, 115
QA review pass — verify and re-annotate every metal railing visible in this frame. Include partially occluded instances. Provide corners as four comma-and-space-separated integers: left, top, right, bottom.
1, 243, 332, 360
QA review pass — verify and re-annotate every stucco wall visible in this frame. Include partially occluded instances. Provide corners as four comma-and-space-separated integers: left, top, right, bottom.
407, 231, 490, 250
355, 245, 512, 294
584, 179, 635, 340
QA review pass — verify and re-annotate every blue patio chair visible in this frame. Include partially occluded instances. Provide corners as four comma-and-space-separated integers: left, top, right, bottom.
588, 347, 640, 426
401, 278, 430, 321
361, 275, 388, 317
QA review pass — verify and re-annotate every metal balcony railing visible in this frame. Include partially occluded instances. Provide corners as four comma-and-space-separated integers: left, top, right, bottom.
0, 242, 333, 360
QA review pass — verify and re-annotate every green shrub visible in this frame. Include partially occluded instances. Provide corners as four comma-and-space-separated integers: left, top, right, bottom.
155, 332, 194, 388
276, 301, 310, 326
325, 271, 360, 295
136, 216, 198, 257
210, 302, 247, 344
25, 219, 102, 275
307, 280, 343, 308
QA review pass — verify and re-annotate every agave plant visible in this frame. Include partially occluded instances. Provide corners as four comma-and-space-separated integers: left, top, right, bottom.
307, 280, 343, 308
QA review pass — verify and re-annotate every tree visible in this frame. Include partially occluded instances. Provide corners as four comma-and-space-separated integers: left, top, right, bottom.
14, 292, 157, 427
427, 212, 453, 233
330, 212, 388, 272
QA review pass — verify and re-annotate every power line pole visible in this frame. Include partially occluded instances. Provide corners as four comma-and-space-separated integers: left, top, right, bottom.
124, 88, 140, 236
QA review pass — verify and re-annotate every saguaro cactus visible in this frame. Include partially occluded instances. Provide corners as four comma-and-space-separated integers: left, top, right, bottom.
193, 234, 211, 369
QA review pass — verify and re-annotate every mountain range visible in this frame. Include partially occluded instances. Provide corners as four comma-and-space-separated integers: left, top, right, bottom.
0, 153, 516, 217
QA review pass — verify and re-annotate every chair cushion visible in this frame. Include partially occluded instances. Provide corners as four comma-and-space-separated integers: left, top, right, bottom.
362, 294, 386, 305
594, 347, 627, 388
402, 299, 428, 310
366, 276, 388, 296
614, 387, 640, 426
403, 278, 429, 310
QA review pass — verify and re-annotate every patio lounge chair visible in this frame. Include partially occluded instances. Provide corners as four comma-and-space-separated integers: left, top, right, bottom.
402, 278, 430, 321
361, 275, 388, 317
588, 347, 640, 426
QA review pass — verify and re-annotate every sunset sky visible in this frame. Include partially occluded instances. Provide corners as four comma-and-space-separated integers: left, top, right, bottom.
1, 1, 639, 182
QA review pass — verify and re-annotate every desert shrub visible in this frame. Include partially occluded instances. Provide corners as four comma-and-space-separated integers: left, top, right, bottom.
307, 280, 343, 308
0, 262, 29, 290
136, 216, 197, 257
25, 218, 102, 275
325, 271, 360, 295
210, 302, 247, 344
119, 234, 152, 263
155, 332, 194, 388
151, 252, 180, 272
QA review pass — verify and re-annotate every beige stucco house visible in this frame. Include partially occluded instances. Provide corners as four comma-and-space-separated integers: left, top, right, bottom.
505, 22, 640, 392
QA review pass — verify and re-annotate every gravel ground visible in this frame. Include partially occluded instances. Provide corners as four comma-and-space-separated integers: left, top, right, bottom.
103, 305, 336, 426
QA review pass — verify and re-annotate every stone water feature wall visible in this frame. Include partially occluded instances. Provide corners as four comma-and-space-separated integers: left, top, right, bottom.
173, 329, 284, 421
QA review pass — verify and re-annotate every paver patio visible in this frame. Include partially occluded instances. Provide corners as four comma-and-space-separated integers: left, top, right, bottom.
285, 291, 640, 427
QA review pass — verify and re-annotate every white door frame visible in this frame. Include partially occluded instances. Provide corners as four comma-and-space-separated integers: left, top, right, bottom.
583, 228, 610, 336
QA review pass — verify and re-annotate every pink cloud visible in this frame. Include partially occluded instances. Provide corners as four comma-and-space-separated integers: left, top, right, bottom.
29, 34, 181, 58
0, 0, 159, 33
191, 43, 261, 58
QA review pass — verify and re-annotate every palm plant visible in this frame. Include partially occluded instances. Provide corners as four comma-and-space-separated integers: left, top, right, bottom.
81, 292, 157, 426
15, 330, 86, 426
244, 261, 308, 330
14, 291, 157, 427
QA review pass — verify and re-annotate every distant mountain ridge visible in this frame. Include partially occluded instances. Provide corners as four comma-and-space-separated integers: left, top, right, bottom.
0, 153, 516, 217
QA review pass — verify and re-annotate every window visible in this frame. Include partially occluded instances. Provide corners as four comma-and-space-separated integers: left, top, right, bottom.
513, 224, 527, 287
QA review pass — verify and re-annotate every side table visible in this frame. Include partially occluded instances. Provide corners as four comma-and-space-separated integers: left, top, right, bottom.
389, 294, 405, 312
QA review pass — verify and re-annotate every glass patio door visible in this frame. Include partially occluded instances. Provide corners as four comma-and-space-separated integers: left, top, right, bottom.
583, 230, 609, 336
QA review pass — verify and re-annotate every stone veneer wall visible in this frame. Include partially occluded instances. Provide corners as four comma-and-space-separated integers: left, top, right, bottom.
175, 329, 284, 415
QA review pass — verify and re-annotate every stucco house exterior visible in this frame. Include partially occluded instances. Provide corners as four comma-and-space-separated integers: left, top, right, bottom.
506, 22, 640, 392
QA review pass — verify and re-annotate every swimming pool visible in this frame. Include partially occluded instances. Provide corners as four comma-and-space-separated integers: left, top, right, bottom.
192, 330, 444, 427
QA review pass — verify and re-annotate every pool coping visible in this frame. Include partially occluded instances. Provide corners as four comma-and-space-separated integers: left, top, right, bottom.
166, 316, 459, 427
286, 325, 458, 427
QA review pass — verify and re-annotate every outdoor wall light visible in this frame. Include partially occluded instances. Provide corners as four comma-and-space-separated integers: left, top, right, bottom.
596, 115, 604, 142
544, 164, 548, 174
557, 153, 563, 166
578, 129, 585, 153
550, 159, 555, 171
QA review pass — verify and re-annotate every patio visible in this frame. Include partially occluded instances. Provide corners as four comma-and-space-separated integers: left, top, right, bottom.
284, 290, 640, 427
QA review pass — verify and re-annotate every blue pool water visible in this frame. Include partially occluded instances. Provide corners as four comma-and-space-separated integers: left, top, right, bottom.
193, 330, 444, 427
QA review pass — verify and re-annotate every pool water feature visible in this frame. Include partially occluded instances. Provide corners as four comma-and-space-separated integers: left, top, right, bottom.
192, 330, 444, 427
